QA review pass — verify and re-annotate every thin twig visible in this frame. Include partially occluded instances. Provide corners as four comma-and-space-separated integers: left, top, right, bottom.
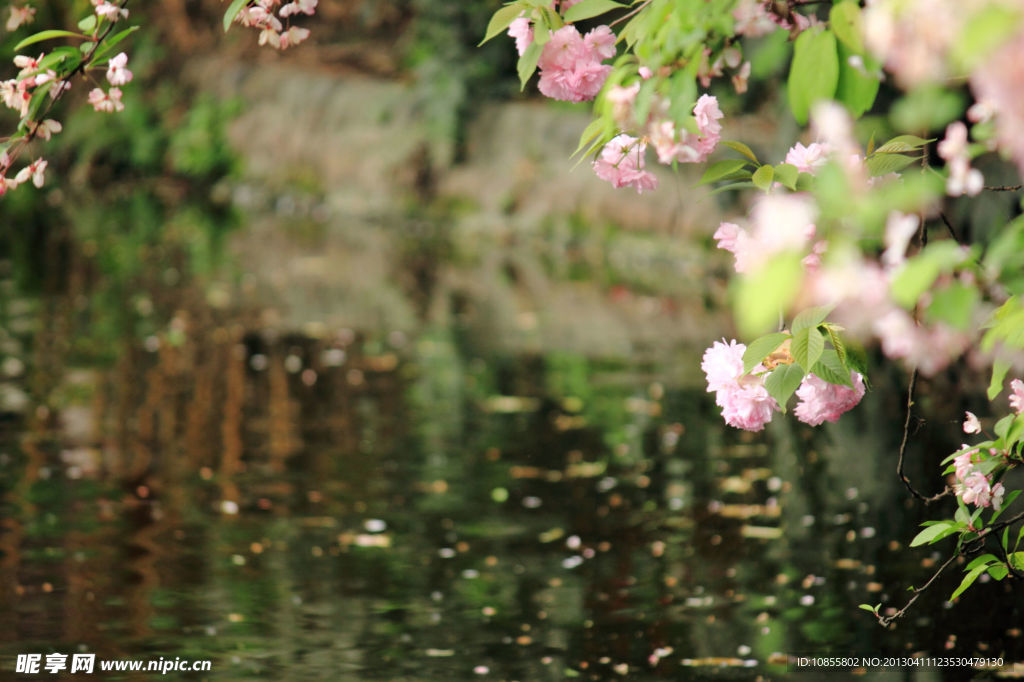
895, 370, 951, 503
609, 0, 652, 28
984, 185, 1022, 192
879, 551, 958, 627
938, 212, 959, 244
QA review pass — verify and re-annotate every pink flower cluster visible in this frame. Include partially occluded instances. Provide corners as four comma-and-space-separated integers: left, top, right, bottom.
952, 446, 1005, 510
792, 371, 865, 426
592, 135, 658, 194
536, 25, 616, 103
234, 0, 316, 50
88, 52, 132, 113
593, 91, 723, 193
649, 94, 724, 165
701, 339, 779, 432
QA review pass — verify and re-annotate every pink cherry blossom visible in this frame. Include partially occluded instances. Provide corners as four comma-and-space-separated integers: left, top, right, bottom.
701, 339, 780, 432
92, 0, 128, 19
507, 17, 533, 56
963, 411, 981, 434
6, 4, 35, 31
1010, 379, 1024, 414
793, 371, 866, 426
30, 119, 62, 141
592, 134, 658, 194
280, 0, 317, 17
87, 87, 124, 113
784, 142, 830, 174
106, 52, 133, 86
279, 25, 310, 49
648, 95, 722, 165
536, 25, 615, 102
701, 338, 746, 392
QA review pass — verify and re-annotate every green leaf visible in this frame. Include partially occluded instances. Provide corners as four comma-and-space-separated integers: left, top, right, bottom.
829, 2, 864, 53
858, 604, 877, 613
791, 327, 824, 372
835, 42, 879, 118
479, 2, 523, 46
988, 564, 1009, 581
865, 153, 918, 177
697, 159, 751, 186
765, 363, 805, 411
721, 140, 759, 164
989, 359, 1010, 400
751, 164, 774, 191
573, 117, 608, 157
77, 14, 97, 33
792, 305, 832, 333
966, 553, 1000, 571
950, 563, 990, 600
517, 41, 542, 90
823, 324, 848, 366
223, 0, 249, 32
909, 521, 958, 547
774, 163, 798, 190
742, 332, 790, 373
14, 29, 84, 52
811, 349, 854, 387
787, 27, 839, 125
875, 135, 934, 154
735, 253, 804, 336
563, 0, 626, 22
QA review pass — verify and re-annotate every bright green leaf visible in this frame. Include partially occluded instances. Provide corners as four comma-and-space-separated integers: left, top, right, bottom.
909, 521, 958, 547
774, 163, 798, 190
875, 134, 934, 154
721, 140, 759, 164
787, 28, 839, 125
792, 305, 832, 333
765, 363, 805, 411
742, 332, 790, 373
223, 0, 248, 32
829, 2, 863, 53
752, 164, 774, 191
563, 0, 626, 22
835, 42, 879, 118
14, 29, 84, 52
698, 159, 751, 186
989, 359, 1010, 400
791, 326, 824, 371
517, 41, 542, 90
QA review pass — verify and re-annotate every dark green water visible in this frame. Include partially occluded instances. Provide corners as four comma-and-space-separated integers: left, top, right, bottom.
0, 238, 1022, 682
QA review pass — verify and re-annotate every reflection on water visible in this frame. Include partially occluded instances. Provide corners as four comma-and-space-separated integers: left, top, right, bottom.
2, 240, 1024, 682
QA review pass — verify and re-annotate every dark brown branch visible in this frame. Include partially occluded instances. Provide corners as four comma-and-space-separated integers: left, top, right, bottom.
984, 185, 1022, 192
